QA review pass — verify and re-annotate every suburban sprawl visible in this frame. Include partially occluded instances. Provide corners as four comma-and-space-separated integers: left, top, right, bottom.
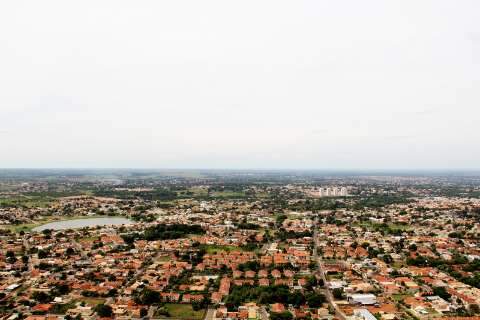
1, 170, 480, 320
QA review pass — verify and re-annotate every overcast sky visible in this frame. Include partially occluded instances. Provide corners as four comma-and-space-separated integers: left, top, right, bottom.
0, 1, 479, 169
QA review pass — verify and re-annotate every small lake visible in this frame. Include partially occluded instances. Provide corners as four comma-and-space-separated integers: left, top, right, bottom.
32, 217, 133, 231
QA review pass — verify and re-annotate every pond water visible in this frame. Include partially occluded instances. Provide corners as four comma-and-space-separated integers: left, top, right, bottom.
32, 217, 133, 231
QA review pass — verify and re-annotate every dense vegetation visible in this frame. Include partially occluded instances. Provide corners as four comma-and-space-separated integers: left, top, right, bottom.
121, 224, 204, 243
407, 255, 480, 289
224, 285, 325, 310
351, 193, 413, 209
276, 229, 313, 241
94, 188, 178, 201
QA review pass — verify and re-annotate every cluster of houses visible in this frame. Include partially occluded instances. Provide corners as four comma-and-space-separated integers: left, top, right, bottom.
0, 186, 480, 320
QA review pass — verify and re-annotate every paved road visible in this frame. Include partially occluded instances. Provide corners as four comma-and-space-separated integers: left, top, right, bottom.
260, 243, 270, 255
147, 305, 157, 319
313, 222, 348, 320
204, 308, 216, 320
259, 306, 269, 320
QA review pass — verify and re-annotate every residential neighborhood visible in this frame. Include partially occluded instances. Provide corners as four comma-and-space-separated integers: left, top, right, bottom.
1, 170, 480, 320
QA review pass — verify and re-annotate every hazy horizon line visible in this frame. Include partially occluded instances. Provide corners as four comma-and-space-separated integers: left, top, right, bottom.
1, 167, 480, 173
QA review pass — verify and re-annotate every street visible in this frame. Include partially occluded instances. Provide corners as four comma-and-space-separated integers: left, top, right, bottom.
313, 222, 348, 320
204, 308, 216, 320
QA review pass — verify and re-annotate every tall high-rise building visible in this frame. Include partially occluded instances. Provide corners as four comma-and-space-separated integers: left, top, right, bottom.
319, 188, 325, 197
334, 188, 339, 196
318, 186, 348, 197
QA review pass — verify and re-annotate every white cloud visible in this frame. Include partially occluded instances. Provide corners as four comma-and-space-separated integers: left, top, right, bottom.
0, 0, 479, 169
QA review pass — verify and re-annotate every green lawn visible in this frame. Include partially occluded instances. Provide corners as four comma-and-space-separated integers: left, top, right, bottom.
157, 255, 172, 262
162, 304, 205, 320
0, 216, 64, 232
82, 235, 100, 242
327, 273, 344, 280
200, 244, 243, 254
2, 223, 39, 233
391, 294, 410, 302
0, 196, 54, 208
355, 221, 411, 232
75, 297, 106, 306
188, 187, 209, 197
210, 191, 246, 199
0, 215, 123, 233
254, 192, 270, 198
50, 302, 77, 314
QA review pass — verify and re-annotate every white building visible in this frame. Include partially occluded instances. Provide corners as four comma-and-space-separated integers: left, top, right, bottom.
348, 294, 377, 305
318, 186, 348, 197
353, 309, 377, 320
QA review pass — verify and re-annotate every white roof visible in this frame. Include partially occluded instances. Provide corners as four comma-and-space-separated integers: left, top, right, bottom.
6, 283, 20, 291
350, 294, 377, 305
354, 309, 377, 320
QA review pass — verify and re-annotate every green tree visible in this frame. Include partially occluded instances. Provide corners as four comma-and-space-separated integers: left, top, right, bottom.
31, 291, 52, 303
433, 287, 451, 301
38, 249, 48, 259
270, 312, 293, 320
65, 247, 75, 256
382, 254, 393, 263
135, 288, 160, 305
95, 304, 113, 317
306, 293, 326, 308
469, 304, 480, 314
332, 288, 344, 300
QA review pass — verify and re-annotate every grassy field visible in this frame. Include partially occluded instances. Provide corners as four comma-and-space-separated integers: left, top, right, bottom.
391, 294, 409, 302
3, 222, 41, 233
327, 273, 344, 280
0, 190, 92, 209
0, 217, 68, 233
355, 221, 411, 232
210, 190, 245, 198
157, 255, 172, 262
0, 215, 123, 233
188, 187, 209, 197
75, 297, 106, 306
254, 191, 270, 198
161, 304, 205, 320
50, 302, 77, 314
200, 244, 243, 254
81, 235, 100, 242
0, 196, 54, 208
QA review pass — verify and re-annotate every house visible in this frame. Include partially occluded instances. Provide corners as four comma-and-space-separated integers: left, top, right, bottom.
258, 270, 268, 278
32, 304, 53, 313
161, 292, 180, 302
353, 309, 377, 320
182, 294, 204, 303
270, 303, 286, 313
211, 292, 223, 304
271, 269, 282, 279
348, 294, 377, 305
259, 278, 270, 286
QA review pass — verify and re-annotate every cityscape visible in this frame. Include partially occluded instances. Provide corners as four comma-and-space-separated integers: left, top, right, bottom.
0, 170, 480, 320
1, 1, 480, 320
317, 188, 348, 198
